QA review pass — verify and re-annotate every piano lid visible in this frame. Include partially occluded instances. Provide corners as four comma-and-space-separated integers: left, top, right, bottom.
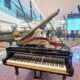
17, 9, 60, 46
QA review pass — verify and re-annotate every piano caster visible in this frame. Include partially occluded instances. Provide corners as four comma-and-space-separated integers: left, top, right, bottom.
34, 70, 42, 80
15, 67, 20, 80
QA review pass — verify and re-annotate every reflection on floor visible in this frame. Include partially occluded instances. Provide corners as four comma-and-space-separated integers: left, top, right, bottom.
0, 46, 80, 80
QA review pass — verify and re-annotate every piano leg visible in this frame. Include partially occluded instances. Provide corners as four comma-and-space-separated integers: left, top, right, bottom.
63, 75, 66, 80
34, 70, 42, 80
15, 67, 20, 80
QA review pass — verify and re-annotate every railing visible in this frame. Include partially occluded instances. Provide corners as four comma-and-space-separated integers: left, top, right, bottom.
0, 0, 31, 21
0, 1, 15, 17
0, 0, 42, 21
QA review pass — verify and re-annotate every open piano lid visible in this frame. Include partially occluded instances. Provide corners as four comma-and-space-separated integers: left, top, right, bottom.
17, 9, 61, 45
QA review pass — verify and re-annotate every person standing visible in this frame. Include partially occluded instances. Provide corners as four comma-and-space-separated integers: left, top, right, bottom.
32, 24, 46, 38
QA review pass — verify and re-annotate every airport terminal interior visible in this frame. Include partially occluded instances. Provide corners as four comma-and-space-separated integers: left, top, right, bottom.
0, 0, 80, 80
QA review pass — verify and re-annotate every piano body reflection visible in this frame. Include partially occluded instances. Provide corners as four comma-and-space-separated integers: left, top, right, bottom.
3, 9, 74, 79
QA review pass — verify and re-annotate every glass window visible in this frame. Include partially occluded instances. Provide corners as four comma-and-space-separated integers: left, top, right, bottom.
16, 8, 24, 20
16, 7, 31, 21
4, 0, 11, 9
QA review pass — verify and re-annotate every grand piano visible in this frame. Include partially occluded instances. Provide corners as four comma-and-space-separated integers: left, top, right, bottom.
3, 9, 74, 80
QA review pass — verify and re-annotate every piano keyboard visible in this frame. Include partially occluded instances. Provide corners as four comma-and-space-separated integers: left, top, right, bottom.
6, 54, 67, 75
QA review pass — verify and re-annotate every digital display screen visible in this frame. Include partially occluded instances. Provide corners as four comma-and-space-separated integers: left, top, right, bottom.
67, 18, 80, 30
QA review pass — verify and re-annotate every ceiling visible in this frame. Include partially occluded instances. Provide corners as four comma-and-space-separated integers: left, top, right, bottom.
20, 0, 80, 20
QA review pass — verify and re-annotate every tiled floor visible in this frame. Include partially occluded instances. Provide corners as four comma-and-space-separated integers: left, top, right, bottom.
0, 46, 80, 80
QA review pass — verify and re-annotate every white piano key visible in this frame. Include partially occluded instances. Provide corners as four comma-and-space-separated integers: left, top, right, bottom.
7, 54, 67, 74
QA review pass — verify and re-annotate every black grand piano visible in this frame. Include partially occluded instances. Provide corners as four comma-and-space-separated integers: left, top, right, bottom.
2, 9, 74, 80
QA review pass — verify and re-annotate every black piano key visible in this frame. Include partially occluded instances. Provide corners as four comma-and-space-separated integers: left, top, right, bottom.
59, 60, 64, 68
50, 59, 55, 66
13, 56, 19, 60
20, 56, 26, 61
55, 59, 58, 67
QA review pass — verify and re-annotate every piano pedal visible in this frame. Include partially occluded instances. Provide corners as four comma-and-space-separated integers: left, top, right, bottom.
34, 71, 42, 80
33, 78, 41, 80
63, 75, 66, 80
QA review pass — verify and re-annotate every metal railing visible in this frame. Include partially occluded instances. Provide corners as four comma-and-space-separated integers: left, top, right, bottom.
0, 0, 31, 21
